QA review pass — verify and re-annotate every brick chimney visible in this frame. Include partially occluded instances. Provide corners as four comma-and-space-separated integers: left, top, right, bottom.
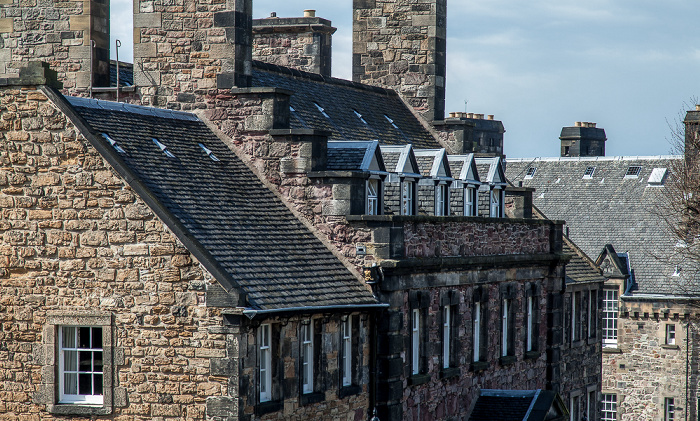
560, 122, 607, 157
252, 11, 337, 77
353, 0, 447, 122
134, 0, 253, 107
0, 0, 110, 92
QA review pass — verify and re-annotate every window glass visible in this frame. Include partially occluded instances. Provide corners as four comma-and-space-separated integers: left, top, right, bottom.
59, 326, 103, 404
412, 309, 420, 374
402, 180, 414, 216
442, 305, 451, 369
367, 179, 379, 215
603, 289, 619, 346
602, 394, 617, 421
301, 323, 314, 394
341, 318, 352, 387
666, 324, 676, 345
259, 324, 272, 402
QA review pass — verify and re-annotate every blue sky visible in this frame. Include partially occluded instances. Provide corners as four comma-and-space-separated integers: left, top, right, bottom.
111, 1, 700, 158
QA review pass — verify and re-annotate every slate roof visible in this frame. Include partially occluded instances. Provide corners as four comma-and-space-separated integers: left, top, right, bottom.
58, 95, 378, 310
506, 156, 688, 295
475, 157, 506, 186
251, 61, 441, 149
326, 140, 385, 172
468, 390, 567, 421
563, 237, 606, 285
448, 154, 481, 185
109, 60, 133, 87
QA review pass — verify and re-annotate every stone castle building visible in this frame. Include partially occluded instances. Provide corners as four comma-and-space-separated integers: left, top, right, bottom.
0, 0, 604, 420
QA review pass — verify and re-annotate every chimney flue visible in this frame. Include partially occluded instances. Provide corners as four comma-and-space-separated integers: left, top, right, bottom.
575, 122, 582, 127
270, 12, 277, 18
696, 105, 700, 111
304, 9, 316, 17
487, 115, 494, 120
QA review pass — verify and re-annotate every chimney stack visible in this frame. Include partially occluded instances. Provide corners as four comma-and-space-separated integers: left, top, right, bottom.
560, 122, 606, 157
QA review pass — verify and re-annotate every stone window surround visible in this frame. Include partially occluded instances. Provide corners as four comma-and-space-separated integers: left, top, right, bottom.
439, 290, 460, 378
500, 283, 517, 364
471, 286, 489, 371
569, 390, 582, 421
408, 290, 430, 385
586, 384, 597, 421
338, 314, 362, 398
299, 319, 325, 406
524, 283, 540, 357
665, 397, 676, 421
36, 311, 124, 416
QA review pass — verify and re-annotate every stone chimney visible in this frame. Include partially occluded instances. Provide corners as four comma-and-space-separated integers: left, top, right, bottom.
432, 111, 505, 158
353, 0, 447, 122
683, 105, 700, 168
560, 122, 607, 157
0, 0, 110, 92
252, 10, 337, 77
134, 0, 253, 107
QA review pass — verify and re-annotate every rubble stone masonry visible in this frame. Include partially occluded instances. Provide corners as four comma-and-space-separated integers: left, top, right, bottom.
0, 85, 230, 419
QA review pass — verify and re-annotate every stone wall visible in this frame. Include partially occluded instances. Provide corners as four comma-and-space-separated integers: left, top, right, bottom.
353, 0, 447, 121
0, 85, 229, 419
0, 0, 110, 91
252, 15, 336, 77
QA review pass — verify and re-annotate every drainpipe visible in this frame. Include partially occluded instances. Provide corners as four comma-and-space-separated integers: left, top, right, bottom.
687, 320, 690, 421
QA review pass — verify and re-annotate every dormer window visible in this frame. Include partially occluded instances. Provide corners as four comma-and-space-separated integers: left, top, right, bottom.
625, 166, 641, 178
464, 186, 477, 216
435, 183, 448, 216
490, 189, 502, 218
366, 178, 381, 215
525, 167, 536, 179
401, 179, 415, 216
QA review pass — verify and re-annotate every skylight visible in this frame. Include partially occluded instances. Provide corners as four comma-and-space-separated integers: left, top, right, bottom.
583, 166, 596, 179
353, 110, 368, 124
524, 167, 536, 179
152, 138, 176, 158
624, 166, 641, 178
101, 133, 125, 154
648, 167, 667, 185
314, 102, 330, 118
199, 143, 220, 162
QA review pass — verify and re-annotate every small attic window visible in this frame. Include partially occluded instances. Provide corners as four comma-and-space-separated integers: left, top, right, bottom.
384, 114, 400, 129
353, 110, 368, 124
152, 138, 176, 158
314, 102, 330, 119
624, 166, 641, 178
524, 167, 536, 179
648, 167, 667, 185
101, 133, 125, 154
290, 105, 296, 112
583, 166, 596, 179
199, 143, 220, 162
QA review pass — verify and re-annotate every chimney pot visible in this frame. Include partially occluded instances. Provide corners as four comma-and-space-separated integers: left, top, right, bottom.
304, 9, 316, 17
695, 105, 700, 111
575, 122, 582, 127
487, 115, 494, 120
591, 122, 597, 128
449, 112, 456, 118
478, 114, 485, 119
467, 113, 473, 118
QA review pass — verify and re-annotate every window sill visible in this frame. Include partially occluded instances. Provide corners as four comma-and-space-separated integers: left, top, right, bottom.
661, 344, 680, 350
338, 385, 361, 399
470, 361, 489, 372
439, 367, 460, 380
524, 350, 540, 360
256, 401, 283, 416
48, 404, 111, 416
300, 392, 325, 406
602, 346, 622, 354
571, 339, 585, 347
499, 355, 517, 366
408, 373, 431, 386
587, 336, 598, 345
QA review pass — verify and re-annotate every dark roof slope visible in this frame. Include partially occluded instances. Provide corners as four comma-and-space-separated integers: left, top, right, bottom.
251, 61, 441, 149
563, 237, 606, 285
469, 390, 567, 421
62, 95, 377, 310
109, 61, 133, 87
506, 156, 684, 295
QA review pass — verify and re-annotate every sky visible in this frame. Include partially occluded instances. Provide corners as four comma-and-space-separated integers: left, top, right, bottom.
110, 0, 700, 158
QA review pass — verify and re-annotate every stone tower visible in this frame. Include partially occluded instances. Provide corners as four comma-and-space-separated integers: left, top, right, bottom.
0, 0, 110, 92
560, 122, 607, 157
352, 0, 447, 122
133, 0, 253, 107
253, 10, 336, 77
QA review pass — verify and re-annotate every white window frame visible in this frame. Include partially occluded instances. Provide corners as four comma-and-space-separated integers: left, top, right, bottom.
341, 317, 352, 387
301, 322, 314, 394
665, 397, 675, 421
259, 324, 272, 402
58, 326, 104, 405
401, 179, 415, 216
526, 296, 534, 352
366, 178, 380, 215
473, 301, 481, 362
603, 289, 619, 347
412, 308, 420, 374
490, 188, 502, 218
587, 389, 596, 421
666, 324, 676, 345
442, 305, 451, 369
435, 183, 448, 216
501, 299, 510, 357
601, 393, 617, 421
570, 394, 580, 421
464, 186, 475, 216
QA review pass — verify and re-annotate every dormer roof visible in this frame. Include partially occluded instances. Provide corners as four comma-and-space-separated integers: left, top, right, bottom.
475, 157, 507, 186
448, 154, 480, 185
327, 140, 386, 173
379, 144, 422, 178
413, 148, 453, 181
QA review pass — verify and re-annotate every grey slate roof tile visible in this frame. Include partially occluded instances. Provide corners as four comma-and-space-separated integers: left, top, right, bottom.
251, 61, 440, 149
65, 95, 377, 310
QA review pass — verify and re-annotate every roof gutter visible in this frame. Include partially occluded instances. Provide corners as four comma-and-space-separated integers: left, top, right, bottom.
240, 303, 389, 320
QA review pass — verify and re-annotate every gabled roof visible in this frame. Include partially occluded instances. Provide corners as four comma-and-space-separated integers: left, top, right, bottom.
596, 244, 631, 280
379, 145, 422, 178
413, 149, 453, 180
475, 157, 507, 185
563, 237, 607, 285
468, 390, 568, 421
54, 93, 378, 310
448, 154, 480, 185
326, 140, 385, 172
506, 156, 686, 295
251, 61, 441, 149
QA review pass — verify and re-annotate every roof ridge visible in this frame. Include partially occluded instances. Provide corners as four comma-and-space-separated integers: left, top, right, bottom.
252, 60, 398, 96
65, 95, 198, 122
507, 155, 682, 162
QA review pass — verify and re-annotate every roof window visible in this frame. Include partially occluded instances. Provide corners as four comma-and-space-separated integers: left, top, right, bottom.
314, 102, 330, 119
101, 133, 125, 154
524, 167, 536, 179
152, 138, 176, 158
353, 110, 368, 124
624, 166, 641, 178
583, 166, 596, 179
199, 143, 220, 162
648, 167, 667, 185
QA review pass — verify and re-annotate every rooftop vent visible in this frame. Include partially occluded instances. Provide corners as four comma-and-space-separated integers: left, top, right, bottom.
524, 167, 536, 179
314, 102, 330, 118
304, 9, 315, 17
583, 166, 596, 179
199, 143, 221, 162
152, 138, 176, 158
101, 133, 125, 154
384, 115, 399, 129
353, 110, 368, 124
624, 166, 641, 178
648, 167, 667, 185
